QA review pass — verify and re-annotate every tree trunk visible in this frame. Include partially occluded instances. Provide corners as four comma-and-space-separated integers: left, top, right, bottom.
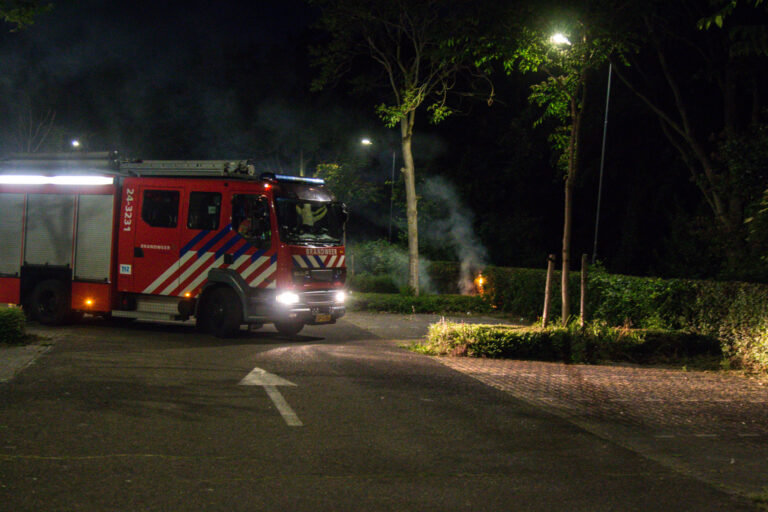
401, 115, 419, 295
561, 99, 581, 324
543, 254, 555, 326
561, 74, 587, 324
561, 174, 573, 324
580, 253, 587, 328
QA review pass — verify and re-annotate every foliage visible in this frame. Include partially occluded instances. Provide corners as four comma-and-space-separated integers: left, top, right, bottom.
315, 162, 381, 208
414, 319, 719, 365
0, 307, 26, 344
310, 0, 491, 126
348, 239, 412, 279
507, 25, 615, 123
425, 261, 462, 294
357, 258, 768, 372
710, 283, 768, 372
699, 0, 768, 57
481, 265, 557, 321
310, 0, 494, 294
416, 321, 566, 359
612, 0, 768, 275
348, 292, 491, 315
497, 6, 630, 162
347, 239, 435, 292
0, 1, 50, 31
486, 2, 631, 322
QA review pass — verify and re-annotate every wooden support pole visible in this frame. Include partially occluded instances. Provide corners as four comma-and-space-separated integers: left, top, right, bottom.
580, 253, 588, 328
543, 254, 555, 326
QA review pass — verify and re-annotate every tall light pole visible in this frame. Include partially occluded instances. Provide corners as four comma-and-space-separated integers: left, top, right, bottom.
592, 63, 612, 265
361, 138, 396, 243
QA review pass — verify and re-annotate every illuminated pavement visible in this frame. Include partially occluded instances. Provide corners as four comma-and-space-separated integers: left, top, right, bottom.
438, 352, 768, 496
348, 313, 768, 497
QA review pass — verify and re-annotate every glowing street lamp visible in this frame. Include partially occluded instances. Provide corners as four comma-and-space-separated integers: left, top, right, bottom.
549, 33, 571, 46
71, 139, 81, 149
360, 138, 372, 146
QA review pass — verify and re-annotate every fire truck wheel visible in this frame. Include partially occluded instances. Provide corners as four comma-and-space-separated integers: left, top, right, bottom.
200, 287, 242, 338
30, 280, 70, 325
274, 321, 304, 338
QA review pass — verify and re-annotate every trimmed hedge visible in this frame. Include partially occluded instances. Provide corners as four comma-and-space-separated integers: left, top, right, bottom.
415, 320, 721, 365
348, 292, 491, 315
347, 251, 768, 372
479, 265, 768, 372
0, 307, 27, 345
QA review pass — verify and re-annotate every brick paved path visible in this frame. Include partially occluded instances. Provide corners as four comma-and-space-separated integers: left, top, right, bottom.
439, 358, 768, 437
437, 357, 768, 496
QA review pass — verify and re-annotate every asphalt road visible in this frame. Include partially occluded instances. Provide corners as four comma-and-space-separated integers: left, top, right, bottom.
0, 314, 756, 511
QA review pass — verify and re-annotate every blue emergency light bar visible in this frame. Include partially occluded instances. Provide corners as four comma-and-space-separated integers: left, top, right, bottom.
261, 172, 325, 185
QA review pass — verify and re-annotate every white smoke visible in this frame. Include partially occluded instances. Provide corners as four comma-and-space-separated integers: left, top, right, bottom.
422, 176, 488, 294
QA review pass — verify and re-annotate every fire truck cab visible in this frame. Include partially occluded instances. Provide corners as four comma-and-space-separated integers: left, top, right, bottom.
0, 152, 347, 337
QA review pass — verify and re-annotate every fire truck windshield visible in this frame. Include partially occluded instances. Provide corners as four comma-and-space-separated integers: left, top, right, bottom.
276, 198, 344, 245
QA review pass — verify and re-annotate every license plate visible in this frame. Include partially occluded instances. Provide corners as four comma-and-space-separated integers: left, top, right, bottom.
315, 313, 332, 323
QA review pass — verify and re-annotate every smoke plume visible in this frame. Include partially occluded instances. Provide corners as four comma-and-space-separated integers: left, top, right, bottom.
422, 176, 488, 294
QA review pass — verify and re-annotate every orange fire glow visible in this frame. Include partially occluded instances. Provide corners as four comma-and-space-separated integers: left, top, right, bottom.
474, 273, 486, 295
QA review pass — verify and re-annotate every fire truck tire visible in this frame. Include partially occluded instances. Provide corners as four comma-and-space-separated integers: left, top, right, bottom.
274, 321, 304, 337
199, 287, 242, 338
30, 280, 70, 325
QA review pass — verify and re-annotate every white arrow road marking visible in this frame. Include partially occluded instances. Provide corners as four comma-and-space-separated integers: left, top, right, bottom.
239, 367, 303, 427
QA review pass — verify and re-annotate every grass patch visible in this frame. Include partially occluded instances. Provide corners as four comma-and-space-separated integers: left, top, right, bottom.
751, 489, 768, 511
412, 319, 721, 366
348, 292, 492, 315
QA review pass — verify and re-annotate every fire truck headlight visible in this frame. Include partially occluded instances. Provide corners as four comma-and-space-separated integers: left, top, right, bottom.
334, 291, 346, 304
276, 291, 300, 306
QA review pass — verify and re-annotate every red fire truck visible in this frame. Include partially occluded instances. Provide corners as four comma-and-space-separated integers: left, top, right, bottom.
0, 152, 347, 337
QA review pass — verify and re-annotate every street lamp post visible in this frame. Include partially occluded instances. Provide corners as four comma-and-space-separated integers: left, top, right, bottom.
592, 62, 612, 265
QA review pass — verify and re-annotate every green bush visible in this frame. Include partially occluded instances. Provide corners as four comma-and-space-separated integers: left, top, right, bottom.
415, 320, 720, 365
460, 263, 768, 372
348, 292, 492, 315
348, 243, 768, 372
0, 307, 27, 344
417, 321, 566, 360
426, 261, 462, 294
481, 266, 558, 320
347, 240, 436, 292
713, 284, 768, 373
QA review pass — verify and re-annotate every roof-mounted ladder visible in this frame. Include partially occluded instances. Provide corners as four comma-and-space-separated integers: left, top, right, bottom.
120, 160, 256, 177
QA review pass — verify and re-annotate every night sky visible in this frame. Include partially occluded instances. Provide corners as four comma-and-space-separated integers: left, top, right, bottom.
0, 0, 332, 159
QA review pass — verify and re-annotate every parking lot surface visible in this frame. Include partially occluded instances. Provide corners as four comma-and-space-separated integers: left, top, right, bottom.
0, 312, 762, 510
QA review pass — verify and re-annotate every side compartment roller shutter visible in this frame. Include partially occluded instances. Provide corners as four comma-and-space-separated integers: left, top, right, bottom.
24, 194, 76, 267
0, 193, 25, 276
75, 195, 114, 281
